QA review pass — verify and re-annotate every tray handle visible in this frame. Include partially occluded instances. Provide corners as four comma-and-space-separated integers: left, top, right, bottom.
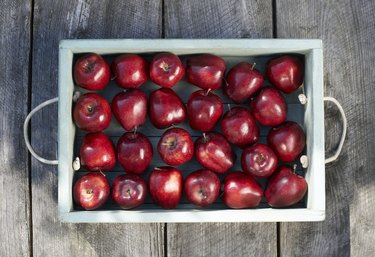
24, 96, 346, 166
23, 97, 59, 165
324, 96, 347, 164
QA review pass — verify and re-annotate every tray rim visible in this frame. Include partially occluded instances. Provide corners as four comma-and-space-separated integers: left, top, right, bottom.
58, 39, 325, 223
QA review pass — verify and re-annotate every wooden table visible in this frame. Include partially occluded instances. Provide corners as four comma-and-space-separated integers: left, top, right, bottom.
1, 0, 374, 256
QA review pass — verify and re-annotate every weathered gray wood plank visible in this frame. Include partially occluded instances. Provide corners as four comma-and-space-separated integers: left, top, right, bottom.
165, 0, 272, 38
31, 1, 163, 256
167, 223, 276, 257
164, 1, 276, 257
345, 1, 375, 256
277, 0, 375, 256
0, 0, 31, 256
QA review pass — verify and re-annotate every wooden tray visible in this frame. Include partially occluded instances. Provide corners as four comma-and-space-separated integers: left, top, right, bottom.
58, 39, 324, 222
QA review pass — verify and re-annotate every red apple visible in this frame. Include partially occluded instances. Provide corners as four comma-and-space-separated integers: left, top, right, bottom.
221, 106, 259, 148
187, 90, 223, 132
223, 62, 263, 103
266, 55, 304, 94
265, 165, 308, 207
250, 86, 287, 126
184, 169, 220, 207
80, 132, 116, 172
73, 53, 110, 90
267, 121, 306, 162
194, 132, 235, 174
221, 172, 263, 209
186, 54, 226, 90
112, 89, 147, 131
73, 93, 111, 132
117, 132, 153, 174
111, 174, 147, 209
157, 128, 193, 166
148, 166, 183, 208
73, 172, 110, 210
111, 54, 148, 88
149, 88, 186, 129
150, 52, 184, 88
241, 144, 278, 178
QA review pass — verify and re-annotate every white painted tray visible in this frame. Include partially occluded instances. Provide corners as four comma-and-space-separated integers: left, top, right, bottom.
25, 39, 346, 223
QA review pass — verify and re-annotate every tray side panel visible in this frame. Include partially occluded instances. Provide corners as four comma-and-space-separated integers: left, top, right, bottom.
58, 48, 75, 215
304, 48, 325, 212
59, 38, 322, 55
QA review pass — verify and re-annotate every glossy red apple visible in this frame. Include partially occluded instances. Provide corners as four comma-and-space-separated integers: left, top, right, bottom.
150, 52, 184, 88
73, 93, 111, 132
221, 172, 263, 209
265, 165, 308, 207
223, 62, 264, 103
194, 132, 235, 174
187, 90, 223, 132
73, 53, 110, 90
112, 89, 147, 131
80, 132, 116, 172
157, 128, 193, 166
111, 54, 148, 88
266, 55, 304, 94
250, 86, 287, 126
111, 174, 147, 209
221, 106, 259, 148
117, 132, 153, 174
148, 166, 183, 208
184, 169, 220, 207
241, 144, 278, 178
73, 172, 110, 210
268, 121, 306, 162
186, 54, 226, 90
149, 88, 186, 129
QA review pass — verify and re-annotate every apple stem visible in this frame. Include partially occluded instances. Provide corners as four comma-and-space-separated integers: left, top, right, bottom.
111, 74, 117, 81
154, 167, 162, 171
205, 88, 211, 96
227, 104, 231, 112
161, 62, 171, 72
126, 189, 132, 197
222, 77, 229, 87
133, 126, 138, 135
199, 188, 207, 199
203, 133, 207, 142
99, 169, 106, 177
251, 63, 256, 70
257, 154, 266, 164
84, 62, 95, 73
293, 164, 297, 174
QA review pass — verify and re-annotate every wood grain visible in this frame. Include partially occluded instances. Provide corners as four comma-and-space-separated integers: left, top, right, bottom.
165, 0, 273, 38
346, 1, 375, 256
168, 223, 276, 257
31, 0, 163, 256
164, 1, 277, 257
0, 0, 31, 256
276, 0, 375, 256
